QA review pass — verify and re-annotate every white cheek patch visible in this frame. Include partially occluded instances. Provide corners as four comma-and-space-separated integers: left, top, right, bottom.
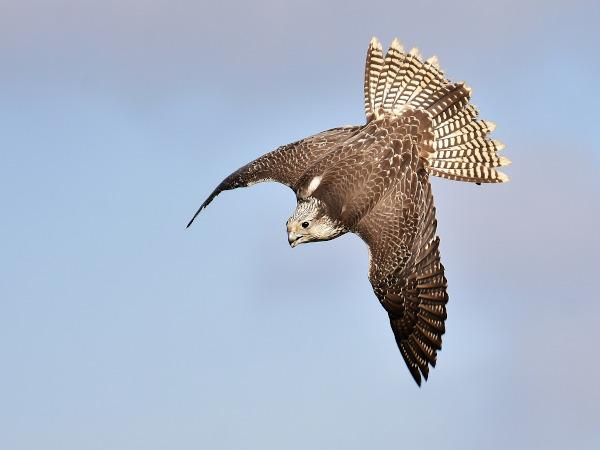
305, 176, 322, 196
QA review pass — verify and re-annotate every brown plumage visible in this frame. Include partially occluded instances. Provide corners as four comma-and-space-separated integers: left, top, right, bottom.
188, 37, 510, 385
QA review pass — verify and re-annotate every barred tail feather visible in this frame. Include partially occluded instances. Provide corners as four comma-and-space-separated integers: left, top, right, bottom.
363, 37, 510, 184
429, 166, 509, 183
364, 37, 384, 123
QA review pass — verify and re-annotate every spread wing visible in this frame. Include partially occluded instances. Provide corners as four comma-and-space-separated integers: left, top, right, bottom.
186, 125, 360, 227
299, 110, 445, 385
354, 166, 448, 386
292, 109, 447, 385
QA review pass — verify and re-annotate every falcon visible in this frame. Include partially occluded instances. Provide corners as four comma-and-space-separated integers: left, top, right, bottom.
187, 38, 510, 385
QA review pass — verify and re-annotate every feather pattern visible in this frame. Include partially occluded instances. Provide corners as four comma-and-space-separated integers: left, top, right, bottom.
363, 38, 509, 184
188, 37, 510, 385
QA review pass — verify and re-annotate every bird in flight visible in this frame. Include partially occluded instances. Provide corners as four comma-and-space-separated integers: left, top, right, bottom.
187, 37, 510, 385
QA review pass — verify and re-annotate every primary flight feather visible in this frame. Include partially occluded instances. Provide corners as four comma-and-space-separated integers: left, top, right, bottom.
187, 37, 510, 385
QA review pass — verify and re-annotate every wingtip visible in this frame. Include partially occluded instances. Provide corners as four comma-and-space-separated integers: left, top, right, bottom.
407, 362, 423, 386
187, 188, 223, 228
414, 373, 422, 387
185, 216, 196, 229
186, 204, 205, 228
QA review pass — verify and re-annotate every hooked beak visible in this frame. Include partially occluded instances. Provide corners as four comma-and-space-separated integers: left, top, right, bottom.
287, 221, 304, 248
288, 231, 302, 248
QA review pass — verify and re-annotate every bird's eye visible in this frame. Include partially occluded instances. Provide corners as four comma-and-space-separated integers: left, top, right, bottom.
301, 221, 309, 228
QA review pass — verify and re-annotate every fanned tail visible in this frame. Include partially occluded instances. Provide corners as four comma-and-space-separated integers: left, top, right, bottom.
364, 38, 510, 184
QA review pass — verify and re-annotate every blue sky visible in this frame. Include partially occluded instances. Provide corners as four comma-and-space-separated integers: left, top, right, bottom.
1, 1, 599, 449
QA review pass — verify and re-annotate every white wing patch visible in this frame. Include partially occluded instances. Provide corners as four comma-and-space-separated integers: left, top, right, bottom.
305, 175, 322, 196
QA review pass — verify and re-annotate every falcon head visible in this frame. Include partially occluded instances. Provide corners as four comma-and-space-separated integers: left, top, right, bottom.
287, 198, 346, 248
